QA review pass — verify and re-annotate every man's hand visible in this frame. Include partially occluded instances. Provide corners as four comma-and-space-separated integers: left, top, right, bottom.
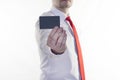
47, 26, 67, 54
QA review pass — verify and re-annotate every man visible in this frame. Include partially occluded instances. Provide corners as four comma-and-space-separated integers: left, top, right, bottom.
35, 0, 85, 80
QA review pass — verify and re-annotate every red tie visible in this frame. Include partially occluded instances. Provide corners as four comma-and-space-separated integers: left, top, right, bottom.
66, 16, 85, 80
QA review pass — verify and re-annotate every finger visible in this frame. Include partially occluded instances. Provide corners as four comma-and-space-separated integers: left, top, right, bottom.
61, 31, 67, 47
47, 36, 55, 47
47, 37, 56, 49
49, 26, 59, 38
54, 27, 63, 37
48, 27, 63, 48
52, 28, 63, 44
56, 30, 66, 47
61, 35, 67, 47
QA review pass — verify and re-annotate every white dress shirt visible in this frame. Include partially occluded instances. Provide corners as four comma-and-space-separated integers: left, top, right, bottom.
35, 7, 81, 80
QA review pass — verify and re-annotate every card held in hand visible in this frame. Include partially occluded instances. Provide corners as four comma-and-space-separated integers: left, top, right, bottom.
39, 16, 60, 29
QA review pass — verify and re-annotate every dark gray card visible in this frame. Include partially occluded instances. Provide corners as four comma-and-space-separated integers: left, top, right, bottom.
39, 16, 60, 29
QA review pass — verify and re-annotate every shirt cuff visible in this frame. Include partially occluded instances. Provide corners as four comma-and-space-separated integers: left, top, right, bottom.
47, 46, 66, 56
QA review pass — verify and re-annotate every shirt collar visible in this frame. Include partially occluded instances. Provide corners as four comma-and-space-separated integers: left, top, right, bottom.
50, 7, 69, 21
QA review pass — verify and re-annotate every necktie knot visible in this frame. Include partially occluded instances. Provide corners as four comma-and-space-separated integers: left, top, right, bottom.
66, 16, 72, 24
66, 16, 74, 29
66, 16, 71, 21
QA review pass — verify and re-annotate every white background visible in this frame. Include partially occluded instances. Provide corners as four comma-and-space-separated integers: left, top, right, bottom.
0, 0, 120, 80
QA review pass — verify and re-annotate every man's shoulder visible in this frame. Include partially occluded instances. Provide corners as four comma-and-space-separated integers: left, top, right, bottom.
41, 10, 54, 16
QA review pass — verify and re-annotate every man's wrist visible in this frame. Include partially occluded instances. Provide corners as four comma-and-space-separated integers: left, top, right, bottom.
51, 49, 64, 55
